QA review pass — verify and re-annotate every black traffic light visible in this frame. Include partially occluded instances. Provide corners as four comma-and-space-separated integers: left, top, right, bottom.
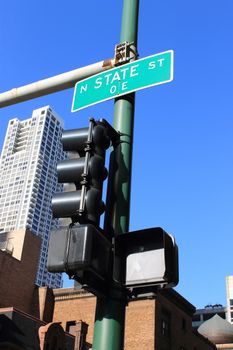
47, 118, 119, 296
113, 227, 179, 298
52, 118, 118, 225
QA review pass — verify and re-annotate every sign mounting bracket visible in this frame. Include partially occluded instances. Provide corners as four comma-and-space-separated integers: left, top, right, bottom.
114, 42, 138, 66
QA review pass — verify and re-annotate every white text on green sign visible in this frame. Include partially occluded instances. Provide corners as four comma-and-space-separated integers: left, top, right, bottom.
72, 50, 174, 112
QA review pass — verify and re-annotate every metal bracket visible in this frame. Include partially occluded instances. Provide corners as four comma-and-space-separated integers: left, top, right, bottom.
99, 118, 120, 147
76, 118, 120, 222
78, 118, 95, 216
114, 42, 138, 66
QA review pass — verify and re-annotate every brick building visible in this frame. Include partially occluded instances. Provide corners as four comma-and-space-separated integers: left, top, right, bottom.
0, 231, 216, 349
0, 307, 74, 349
35, 287, 216, 350
0, 229, 41, 314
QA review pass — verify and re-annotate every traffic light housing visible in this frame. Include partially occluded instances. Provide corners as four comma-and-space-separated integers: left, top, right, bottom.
113, 227, 179, 298
47, 118, 119, 295
47, 224, 112, 296
47, 118, 179, 298
52, 118, 118, 225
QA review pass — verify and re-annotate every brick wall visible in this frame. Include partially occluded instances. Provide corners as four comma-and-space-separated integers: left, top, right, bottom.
0, 230, 41, 314
51, 288, 216, 350
53, 289, 96, 345
52, 290, 157, 349
156, 289, 216, 350
125, 298, 155, 349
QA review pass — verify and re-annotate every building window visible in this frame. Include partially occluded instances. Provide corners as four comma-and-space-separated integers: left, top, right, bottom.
161, 307, 171, 339
182, 318, 186, 331
217, 312, 226, 319
66, 321, 76, 334
161, 319, 170, 337
203, 313, 214, 321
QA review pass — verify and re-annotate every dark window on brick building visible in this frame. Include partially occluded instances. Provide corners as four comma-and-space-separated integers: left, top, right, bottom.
161, 308, 171, 338
66, 320, 76, 334
161, 319, 170, 337
182, 318, 186, 331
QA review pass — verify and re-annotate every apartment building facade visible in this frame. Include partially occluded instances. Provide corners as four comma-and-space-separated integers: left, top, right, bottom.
0, 106, 64, 288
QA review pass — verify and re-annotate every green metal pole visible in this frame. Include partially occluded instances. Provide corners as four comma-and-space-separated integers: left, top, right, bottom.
92, 1, 139, 350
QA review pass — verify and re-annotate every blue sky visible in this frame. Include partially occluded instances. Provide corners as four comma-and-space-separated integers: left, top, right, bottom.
1, 0, 233, 309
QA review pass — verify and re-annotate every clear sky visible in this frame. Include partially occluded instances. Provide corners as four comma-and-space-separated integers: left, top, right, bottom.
1, 0, 233, 309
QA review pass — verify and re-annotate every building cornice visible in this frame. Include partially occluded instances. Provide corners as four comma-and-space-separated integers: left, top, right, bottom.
53, 288, 95, 302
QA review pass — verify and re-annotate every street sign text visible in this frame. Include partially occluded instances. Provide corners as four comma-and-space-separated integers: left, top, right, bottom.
72, 50, 174, 112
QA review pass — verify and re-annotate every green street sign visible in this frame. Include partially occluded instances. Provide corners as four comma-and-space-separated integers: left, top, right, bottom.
72, 50, 174, 112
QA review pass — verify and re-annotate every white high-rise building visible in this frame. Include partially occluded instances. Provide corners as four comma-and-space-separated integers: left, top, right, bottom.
226, 276, 233, 323
0, 106, 65, 288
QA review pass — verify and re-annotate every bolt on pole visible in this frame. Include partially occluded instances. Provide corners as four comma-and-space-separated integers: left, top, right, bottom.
92, 1, 139, 350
